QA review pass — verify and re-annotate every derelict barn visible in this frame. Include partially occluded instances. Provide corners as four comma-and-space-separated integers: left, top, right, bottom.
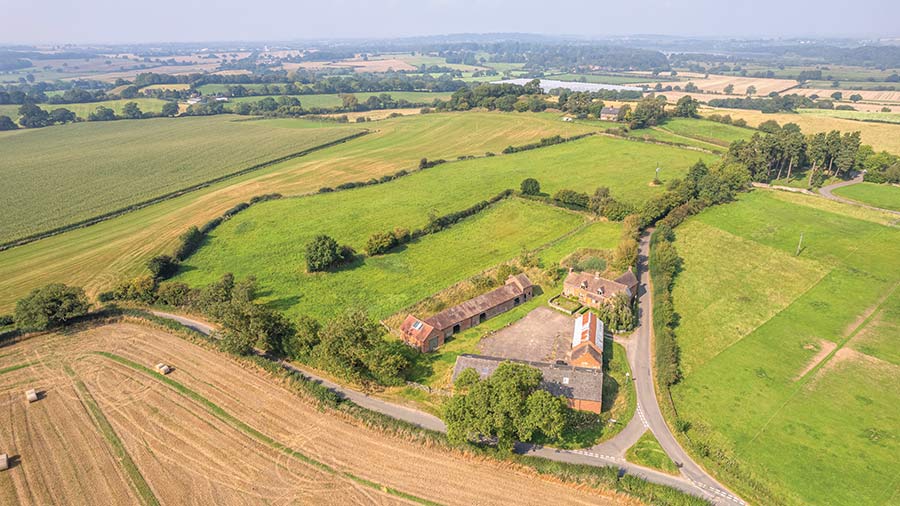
401, 274, 534, 352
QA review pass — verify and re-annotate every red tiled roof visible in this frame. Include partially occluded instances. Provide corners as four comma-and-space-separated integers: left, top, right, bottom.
426, 274, 532, 330
400, 314, 435, 344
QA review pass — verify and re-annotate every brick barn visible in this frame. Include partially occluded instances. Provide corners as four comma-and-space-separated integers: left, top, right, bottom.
569, 312, 604, 369
400, 274, 533, 352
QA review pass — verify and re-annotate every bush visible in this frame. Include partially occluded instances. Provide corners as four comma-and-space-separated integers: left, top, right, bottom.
365, 231, 398, 256
14, 284, 90, 331
156, 282, 192, 307
553, 189, 590, 209
147, 254, 179, 279
174, 226, 204, 260
0, 314, 14, 327
305, 234, 351, 272
520, 178, 541, 195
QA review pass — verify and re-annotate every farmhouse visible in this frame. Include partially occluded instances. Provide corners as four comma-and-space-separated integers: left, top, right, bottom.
569, 312, 604, 369
400, 274, 534, 352
599, 106, 621, 121
452, 354, 603, 413
562, 268, 638, 309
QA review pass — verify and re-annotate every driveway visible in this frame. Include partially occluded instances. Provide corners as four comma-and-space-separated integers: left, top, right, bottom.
478, 306, 573, 362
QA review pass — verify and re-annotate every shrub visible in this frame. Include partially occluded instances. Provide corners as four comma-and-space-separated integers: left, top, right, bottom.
156, 282, 192, 307
14, 284, 90, 331
174, 226, 204, 260
365, 231, 398, 256
305, 234, 351, 272
553, 189, 590, 209
0, 314, 14, 327
147, 254, 179, 279
520, 178, 541, 195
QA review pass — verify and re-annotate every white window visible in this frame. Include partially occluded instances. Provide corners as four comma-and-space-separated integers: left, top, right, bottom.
562, 377, 569, 385
412, 321, 423, 331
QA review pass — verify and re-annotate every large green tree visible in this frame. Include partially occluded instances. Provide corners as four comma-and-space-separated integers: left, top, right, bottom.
14, 284, 90, 331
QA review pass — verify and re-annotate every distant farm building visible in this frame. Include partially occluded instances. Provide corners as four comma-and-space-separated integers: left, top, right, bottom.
599, 107, 621, 121
562, 268, 638, 310
452, 354, 603, 413
401, 274, 534, 352
25, 389, 38, 403
569, 312, 604, 369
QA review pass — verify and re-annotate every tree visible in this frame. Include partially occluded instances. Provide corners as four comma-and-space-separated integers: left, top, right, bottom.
746, 85, 757, 96
49, 108, 76, 124
161, 101, 179, 117
283, 315, 320, 360
673, 96, 699, 118
849, 94, 863, 103
364, 231, 397, 256
723, 84, 735, 94
121, 101, 143, 119
88, 106, 116, 121
306, 234, 349, 272
18, 103, 50, 128
520, 178, 541, 195
831, 91, 843, 101
14, 284, 90, 331
0, 115, 17, 130
147, 254, 178, 279
758, 120, 781, 134
629, 95, 667, 129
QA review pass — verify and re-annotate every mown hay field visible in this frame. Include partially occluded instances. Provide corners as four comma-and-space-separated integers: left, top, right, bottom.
0, 115, 360, 244
0, 321, 631, 506
647, 75, 798, 96
793, 88, 900, 103
701, 106, 900, 154
669, 189, 900, 506
0, 98, 169, 120
0, 112, 601, 311
832, 182, 900, 212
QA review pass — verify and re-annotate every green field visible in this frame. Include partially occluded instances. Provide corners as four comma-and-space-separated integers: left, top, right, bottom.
176, 132, 712, 319
178, 198, 586, 320
669, 189, 900, 505
226, 91, 452, 109
626, 431, 679, 474
0, 98, 169, 121
544, 73, 652, 85
832, 182, 900, 211
799, 108, 900, 124
0, 111, 606, 312
0, 115, 358, 244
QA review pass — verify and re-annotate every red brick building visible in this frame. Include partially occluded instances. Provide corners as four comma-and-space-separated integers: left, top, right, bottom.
569, 312, 604, 369
400, 274, 533, 352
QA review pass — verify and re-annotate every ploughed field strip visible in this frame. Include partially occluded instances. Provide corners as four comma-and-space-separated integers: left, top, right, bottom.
0, 322, 628, 506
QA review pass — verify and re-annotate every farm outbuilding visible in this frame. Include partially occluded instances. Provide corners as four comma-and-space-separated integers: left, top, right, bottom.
25, 389, 38, 403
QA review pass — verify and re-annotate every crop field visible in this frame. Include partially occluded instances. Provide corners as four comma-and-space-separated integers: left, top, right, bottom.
796, 108, 900, 124
0, 322, 628, 505
832, 182, 900, 212
226, 91, 452, 108
0, 112, 604, 312
140, 83, 191, 92
803, 80, 900, 91
668, 189, 900, 505
794, 88, 900, 103
544, 73, 652, 85
702, 106, 900, 154
649, 75, 798, 96
0, 115, 359, 245
177, 199, 587, 320
0, 98, 169, 120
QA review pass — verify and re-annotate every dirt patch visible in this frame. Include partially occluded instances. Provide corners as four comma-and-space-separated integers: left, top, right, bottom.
479, 307, 574, 362
795, 340, 837, 380
808, 347, 900, 389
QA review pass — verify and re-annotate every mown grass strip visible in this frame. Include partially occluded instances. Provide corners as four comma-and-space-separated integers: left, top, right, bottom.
63, 365, 160, 506
93, 351, 442, 506
0, 362, 35, 376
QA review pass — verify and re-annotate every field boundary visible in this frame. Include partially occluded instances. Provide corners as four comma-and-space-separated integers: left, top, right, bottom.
0, 129, 370, 252
598, 130, 717, 154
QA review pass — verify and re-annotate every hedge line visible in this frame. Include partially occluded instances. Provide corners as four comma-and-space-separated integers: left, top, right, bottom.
501, 133, 594, 154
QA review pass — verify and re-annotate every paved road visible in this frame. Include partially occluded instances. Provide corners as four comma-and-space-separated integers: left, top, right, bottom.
818, 174, 900, 216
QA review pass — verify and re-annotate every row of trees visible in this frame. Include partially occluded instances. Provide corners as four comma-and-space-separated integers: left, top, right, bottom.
5, 101, 179, 129
725, 122, 863, 186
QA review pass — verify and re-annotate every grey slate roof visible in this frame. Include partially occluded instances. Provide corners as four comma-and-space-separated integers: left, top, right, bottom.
452, 354, 603, 403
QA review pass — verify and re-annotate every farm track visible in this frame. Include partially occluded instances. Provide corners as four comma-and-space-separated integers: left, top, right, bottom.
0, 323, 631, 506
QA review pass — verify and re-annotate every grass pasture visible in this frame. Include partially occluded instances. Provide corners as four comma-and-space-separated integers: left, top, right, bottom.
0, 115, 359, 244
177, 198, 587, 320
0, 112, 605, 312
226, 91, 452, 109
832, 182, 900, 212
669, 189, 900, 505
0, 321, 623, 505
0, 98, 169, 121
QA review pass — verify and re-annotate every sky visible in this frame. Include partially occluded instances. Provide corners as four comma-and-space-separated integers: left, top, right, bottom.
2, 0, 898, 44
